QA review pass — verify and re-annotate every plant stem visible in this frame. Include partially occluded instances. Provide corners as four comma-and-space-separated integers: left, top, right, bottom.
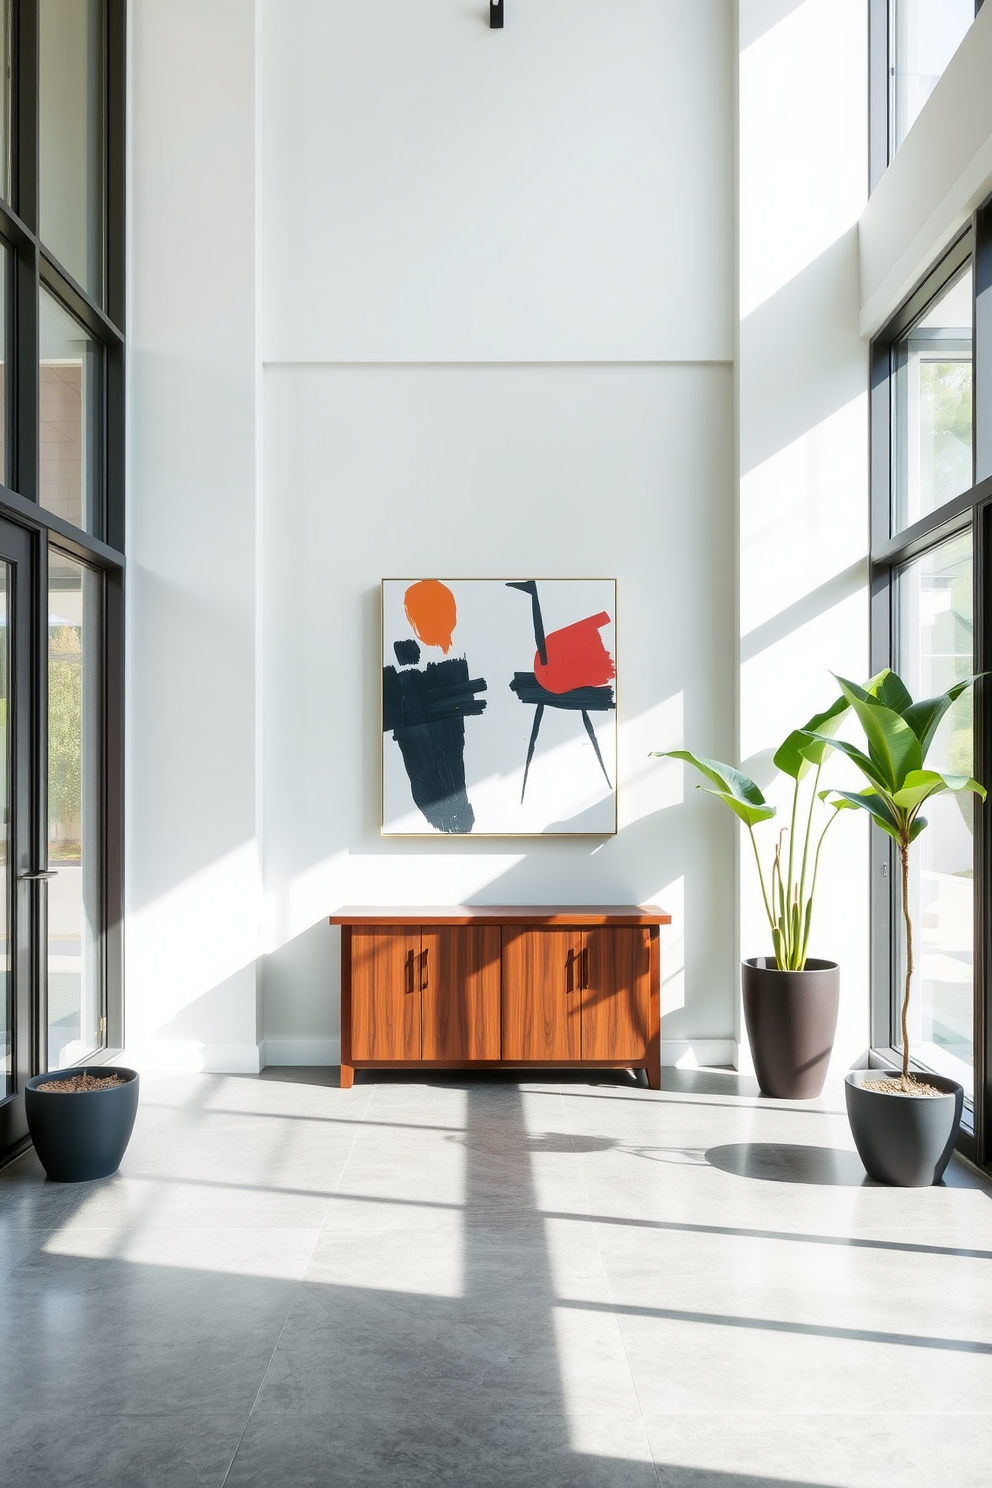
797, 758, 822, 915
900, 835, 913, 1090
786, 776, 799, 959
801, 806, 841, 964
747, 824, 776, 950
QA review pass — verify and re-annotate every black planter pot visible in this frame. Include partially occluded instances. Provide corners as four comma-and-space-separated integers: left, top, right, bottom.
845, 1069, 963, 1186
24, 1067, 139, 1182
742, 957, 840, 1100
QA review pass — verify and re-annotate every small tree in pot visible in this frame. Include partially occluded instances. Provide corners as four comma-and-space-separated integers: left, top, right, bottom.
805, 669, 985, 1185
652, 694, 849, 1098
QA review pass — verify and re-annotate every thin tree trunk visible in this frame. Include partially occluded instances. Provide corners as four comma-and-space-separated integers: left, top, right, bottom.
900, 836, 913, 1090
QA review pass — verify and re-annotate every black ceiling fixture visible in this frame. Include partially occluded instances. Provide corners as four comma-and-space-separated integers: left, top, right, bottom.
490, 0, 503, 28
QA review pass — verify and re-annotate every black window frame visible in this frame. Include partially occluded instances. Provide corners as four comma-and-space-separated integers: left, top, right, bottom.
870, 212, 992, 1169
0, 0, 124, 1090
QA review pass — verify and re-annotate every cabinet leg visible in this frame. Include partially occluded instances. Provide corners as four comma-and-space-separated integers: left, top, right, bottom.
339, 1062, 354, 1089
646, 1043, 661, 1091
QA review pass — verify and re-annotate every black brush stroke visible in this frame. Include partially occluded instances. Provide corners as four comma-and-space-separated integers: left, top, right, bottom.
384, 659, 488, 730
393, 639, 421, 666
506, 580, 548, 665
383, 658, 487, 833
509, 673, 615, 712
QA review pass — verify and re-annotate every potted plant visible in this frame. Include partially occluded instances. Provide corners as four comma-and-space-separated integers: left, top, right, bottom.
24, 1065, 140, 1181
804, 669, 985, 1186
652, 693, 849, 1099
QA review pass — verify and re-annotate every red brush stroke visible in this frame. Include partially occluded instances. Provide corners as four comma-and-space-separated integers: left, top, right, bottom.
534, 612, 615, 695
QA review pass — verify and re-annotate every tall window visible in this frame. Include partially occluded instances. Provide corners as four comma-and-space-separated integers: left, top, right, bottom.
892, 0, 976, 151
871, 225, 992, 1167
871, 2, 982, 188
0, 2, 123, 1162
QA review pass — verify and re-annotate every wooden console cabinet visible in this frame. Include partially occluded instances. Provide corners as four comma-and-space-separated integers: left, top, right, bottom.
329, 906, 670, 1089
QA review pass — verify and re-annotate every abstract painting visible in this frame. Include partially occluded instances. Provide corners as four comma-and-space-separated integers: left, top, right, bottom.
382, 579, 616, 836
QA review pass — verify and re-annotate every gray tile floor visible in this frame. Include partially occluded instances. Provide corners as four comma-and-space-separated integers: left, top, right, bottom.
2, 1066, 991, 1487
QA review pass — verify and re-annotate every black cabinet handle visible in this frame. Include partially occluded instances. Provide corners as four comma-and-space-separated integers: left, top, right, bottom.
420, 946, 429, 991
581, 946, 589, 989
405, 948, 415, 994
565, 948, 575, 994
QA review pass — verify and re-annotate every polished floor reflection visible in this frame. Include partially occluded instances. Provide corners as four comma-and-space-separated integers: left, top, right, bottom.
1, 1066, 991, 1486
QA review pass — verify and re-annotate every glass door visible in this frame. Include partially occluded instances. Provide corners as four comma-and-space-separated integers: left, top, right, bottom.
0, 517, 41, 1159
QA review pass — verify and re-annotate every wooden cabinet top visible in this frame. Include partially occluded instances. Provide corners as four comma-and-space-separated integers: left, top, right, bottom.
329, 905, 671, 927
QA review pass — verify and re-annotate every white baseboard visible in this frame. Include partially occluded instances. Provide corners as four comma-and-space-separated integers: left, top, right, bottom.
261, 1037, 341, 1067
122, 1042, 263, 1074
662, 1039, 738, 1069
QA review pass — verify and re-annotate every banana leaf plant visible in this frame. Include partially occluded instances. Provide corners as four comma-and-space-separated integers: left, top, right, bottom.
805, 669, 986, 1090
651, 695, 850, 972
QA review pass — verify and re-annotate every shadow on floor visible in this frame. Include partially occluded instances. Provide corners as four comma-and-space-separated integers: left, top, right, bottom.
705, 1142, 868, 1186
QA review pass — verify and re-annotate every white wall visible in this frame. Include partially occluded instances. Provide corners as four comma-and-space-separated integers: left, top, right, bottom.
258, 0, 738, 1069
262, 0, 733, 364
738, 0, 871, 1075
127, 0, 261, 1071
261, 362, 735, 1063
128, 0, 876, 1075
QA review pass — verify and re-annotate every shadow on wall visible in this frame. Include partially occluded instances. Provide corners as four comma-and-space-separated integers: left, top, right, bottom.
739, 0, 810, 51
739, 228, 863, 477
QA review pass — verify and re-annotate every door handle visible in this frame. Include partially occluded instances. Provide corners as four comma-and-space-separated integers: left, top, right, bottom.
565, 948, 575, 994
19, 870, 58, 881
405, 948, 415, 994
581, 946, 589, 990
420, 946, 429, 991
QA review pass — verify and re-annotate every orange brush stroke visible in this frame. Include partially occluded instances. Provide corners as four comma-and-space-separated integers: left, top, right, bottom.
404, 580, 457, 654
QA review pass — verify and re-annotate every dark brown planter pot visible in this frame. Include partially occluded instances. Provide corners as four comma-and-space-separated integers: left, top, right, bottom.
742, 957, 840, 1100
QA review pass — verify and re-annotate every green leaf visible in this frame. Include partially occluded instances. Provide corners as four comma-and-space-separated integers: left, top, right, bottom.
773, 694, 849, 779
700, 788, 777, 828
802, 731, 892, 795
821, 787, 903, 843
902, 676, 982, 758
909, 814, 929, 843
892, 769, 986, 811
864, 668, 914, 714
655, 751, 776, 826
834, 675, 923, 791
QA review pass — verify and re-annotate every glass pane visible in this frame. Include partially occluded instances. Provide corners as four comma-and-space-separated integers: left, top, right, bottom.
896, 530, 974, 1100
892, 266, 972, 534
0, 239, 6, 487
39, 288, 103, 533
0, 2, 12, 205
39, 0, 105, 302
48, 553, 102, 1070
0, 564, 8, 1098
893, 0, 974, 153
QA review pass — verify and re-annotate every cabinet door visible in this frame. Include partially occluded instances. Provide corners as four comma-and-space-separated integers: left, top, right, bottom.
502, 928, 581, 1062
350, 927, 421, 1061
421, 926, 501, 1061
581, 927, 652, 1062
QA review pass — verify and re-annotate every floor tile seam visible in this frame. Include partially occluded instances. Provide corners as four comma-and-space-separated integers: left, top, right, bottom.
301, 1082, 380, 1238
219, 1083, 375, 1486
557, 1081, 650, 1456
